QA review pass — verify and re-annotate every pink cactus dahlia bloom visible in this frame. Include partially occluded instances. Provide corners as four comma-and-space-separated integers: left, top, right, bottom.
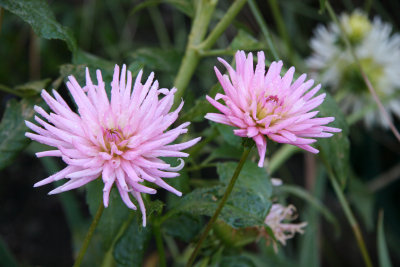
25, 65, 200, 226
205, 51, 341, 167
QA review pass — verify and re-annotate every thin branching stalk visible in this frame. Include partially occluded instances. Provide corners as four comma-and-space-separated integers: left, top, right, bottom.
73, 200, 104, 267
186, 145, 253, 266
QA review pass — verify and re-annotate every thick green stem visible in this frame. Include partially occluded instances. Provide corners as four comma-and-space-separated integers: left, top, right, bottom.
154, 220, 167, 267
174, 0, 248, 106
173, 0, 218, 105
73, 200, 104, 267
197, 0, 248, 51
186, 145, 253, 266
327, 172, 373, 267
247, 0, 279, 61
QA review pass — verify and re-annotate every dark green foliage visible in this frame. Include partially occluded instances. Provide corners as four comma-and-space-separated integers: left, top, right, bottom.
317, 91, 350, 188
175, 184, 271, 228
113, 219, 152, 267
0, 97, 42, 170
0, 0, 77, 52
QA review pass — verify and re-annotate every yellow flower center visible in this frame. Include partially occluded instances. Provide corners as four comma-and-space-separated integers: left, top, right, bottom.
343, 12, 372, 44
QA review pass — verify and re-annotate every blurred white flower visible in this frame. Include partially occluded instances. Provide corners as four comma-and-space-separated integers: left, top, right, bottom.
307, 10, 400, 128
262, 203, 307, 251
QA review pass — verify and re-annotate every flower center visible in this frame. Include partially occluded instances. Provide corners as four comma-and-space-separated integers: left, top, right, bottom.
105, 128, 123, 143
102, 127, 128, 156
255, 95, 282, 126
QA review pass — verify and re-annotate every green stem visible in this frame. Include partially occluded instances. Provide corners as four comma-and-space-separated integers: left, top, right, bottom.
197, 0, 248, 51
154, 219, 167, 267
327, 171, 373, 267
173, 0, 218, 105
247, 0, 279, 61
73, 200, 104, 267
174, 0, 248, 106
186, 145, 253, 266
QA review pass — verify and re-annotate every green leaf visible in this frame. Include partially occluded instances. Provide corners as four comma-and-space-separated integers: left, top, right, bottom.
377, 211, 393, 267
176, 185, 271, 228
181, 82, 222, 122
130, 0, 194, 17
129, 48, 182, 73
0, 97, 42, 170
215, 123, 242, 148
113, 217, 152, 267
317, 91, 350, 188
85, 179, 130, 250
206, 144, 243, 162
0, 0, 77, 52
163, 214, 204, 242
230, 29, 266, 51
217, 160, 273, 199
14, 78, 51, 96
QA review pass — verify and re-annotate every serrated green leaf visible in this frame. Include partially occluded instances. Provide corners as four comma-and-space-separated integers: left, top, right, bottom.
0, 97, 42, 170
129, 48, 182, 73
217, 160, 273, 199
163, 214, 204, 242
230, 29, 266, 51
0, 0, 77, 52
377, 212, 393, 267
113, 217, 152, 267
317, 91, 350, 188
176, 185, 271, 228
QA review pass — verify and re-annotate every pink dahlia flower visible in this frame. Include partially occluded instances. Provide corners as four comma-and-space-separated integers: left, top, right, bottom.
26, 65, 200, 226
205, 51, 341, 167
